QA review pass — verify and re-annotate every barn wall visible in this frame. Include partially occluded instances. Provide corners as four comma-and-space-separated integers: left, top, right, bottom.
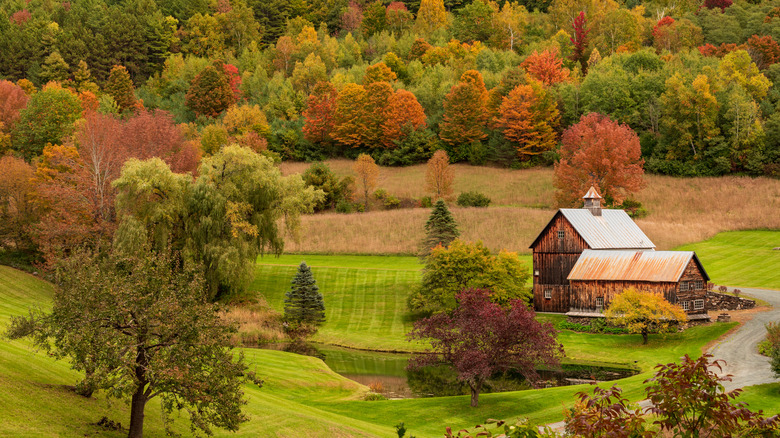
569, 280, 678, 312
675, 259, 708, 315
533, 284, 570, 313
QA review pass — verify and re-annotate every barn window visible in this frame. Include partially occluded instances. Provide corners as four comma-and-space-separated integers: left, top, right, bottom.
596, 297, 604, 309
694, 280, 703, 290
557, 230, 565, 239
694, 299, 705, 310
544, 289, 552, 299
681, 301, 690, 311
680, 282, 688, 292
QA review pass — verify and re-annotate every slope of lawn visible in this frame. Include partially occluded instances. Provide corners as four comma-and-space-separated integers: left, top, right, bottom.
676, 230, 780, 290
252, 254, 532, 351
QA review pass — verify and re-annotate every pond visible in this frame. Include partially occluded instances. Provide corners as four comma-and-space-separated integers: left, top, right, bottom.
260, 343, 638, 399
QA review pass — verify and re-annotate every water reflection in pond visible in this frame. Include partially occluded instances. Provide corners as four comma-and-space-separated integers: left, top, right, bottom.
260, 343, 637, 399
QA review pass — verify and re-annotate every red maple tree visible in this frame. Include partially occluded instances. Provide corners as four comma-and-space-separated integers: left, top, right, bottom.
554, 112, 645, 207
569, 11, 590, 73
521, 49, 570, 86
303, 81, 339, 146
407, 288, 562, 407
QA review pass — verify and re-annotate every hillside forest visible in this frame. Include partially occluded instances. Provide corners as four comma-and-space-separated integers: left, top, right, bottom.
1, 0, 780, 178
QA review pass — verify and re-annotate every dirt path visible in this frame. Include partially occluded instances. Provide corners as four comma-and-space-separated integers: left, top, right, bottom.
707, 287, 780, 391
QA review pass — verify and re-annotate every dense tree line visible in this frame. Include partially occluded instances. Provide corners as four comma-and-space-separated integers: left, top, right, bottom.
3, 0, 780, 200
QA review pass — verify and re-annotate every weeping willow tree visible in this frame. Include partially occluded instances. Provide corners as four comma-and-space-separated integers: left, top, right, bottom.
113, 145, 322, 300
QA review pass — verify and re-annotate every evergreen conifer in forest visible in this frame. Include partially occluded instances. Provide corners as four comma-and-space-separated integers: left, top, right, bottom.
420, 200, 459, 257
284, 262, 326, 328
104, 65, 136, 112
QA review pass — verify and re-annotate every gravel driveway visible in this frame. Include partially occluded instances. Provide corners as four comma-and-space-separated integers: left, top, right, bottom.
708, 287, 780, 391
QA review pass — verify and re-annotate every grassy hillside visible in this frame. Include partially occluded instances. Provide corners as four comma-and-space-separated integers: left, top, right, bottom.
280, 161, 780, 255
676, 231, 780, 290
1, 264, 749, 438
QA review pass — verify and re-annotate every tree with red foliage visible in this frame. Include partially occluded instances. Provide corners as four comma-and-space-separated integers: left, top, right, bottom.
341, 1, 363, 33
645, 354, 780, 436
186, 63, 235, 118
703, 0, 732, 11
9, 9, 31, 25
0, 155, 38, 250
521, 49, 570, 86
303, 81, 339, 146
222, 63, 242, 101
554, 112, 645, 207
407, 288, 562, 407
569, 12, 590, 74
746, 35, 780, 70
698, 42, 741, 58
0, 80, 29, 131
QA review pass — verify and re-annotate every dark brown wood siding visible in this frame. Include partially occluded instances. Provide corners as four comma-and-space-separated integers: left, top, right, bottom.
675, 259, 708, 315
569, 280, 678, 311
532, 215, 589, 313
533, 284, 570, 313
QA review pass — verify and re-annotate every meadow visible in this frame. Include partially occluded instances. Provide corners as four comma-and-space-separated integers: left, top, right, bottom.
280, 161, 780, 255
0, 264, 747, 438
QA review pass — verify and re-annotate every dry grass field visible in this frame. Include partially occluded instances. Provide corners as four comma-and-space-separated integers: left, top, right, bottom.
281, 160, 780, 254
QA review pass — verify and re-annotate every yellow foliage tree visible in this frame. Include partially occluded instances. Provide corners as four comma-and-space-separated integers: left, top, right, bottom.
425, 149, 454, 200
353, 153, 379, 211
415, 0, 447, 35
604, 288, 688, 344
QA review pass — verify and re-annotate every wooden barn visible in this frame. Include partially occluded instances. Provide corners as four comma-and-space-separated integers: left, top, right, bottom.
530, 187, 709, 319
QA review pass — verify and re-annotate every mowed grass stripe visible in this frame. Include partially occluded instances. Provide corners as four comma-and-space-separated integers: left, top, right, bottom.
252, 260, 421, 351
676, 231, 780, 290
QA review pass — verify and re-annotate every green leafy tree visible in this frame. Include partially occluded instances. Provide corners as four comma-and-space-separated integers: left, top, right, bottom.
104, 65, 137, 113
453, 0, 496, 43
8, 247, 249, 438
284, 261, 326, 332
302, 162, 352, 211
362, 1, 388, 37
604, 288, 688, 344
409, 239, 530, 314
185, 63, 235, 118
12, 85, 82, 159
40, 52, 70, 84
113, 146, 322, 300
420, 199, 459, 257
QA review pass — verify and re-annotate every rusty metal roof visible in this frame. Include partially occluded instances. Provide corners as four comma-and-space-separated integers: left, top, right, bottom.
559, 209, 655, 249
568, 250, 709, 282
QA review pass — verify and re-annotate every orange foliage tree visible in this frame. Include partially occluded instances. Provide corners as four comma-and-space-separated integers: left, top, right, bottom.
554, 112, 645, 207
425, 149, 453, 200
382, 89, 427, 148
521, 49, 570, 86
0, 155, 37, 249
364, 62, 398, 85
439, 70, 489, 157
353, 153, 379, 210
495, 82, 559, 160
333, 83, 368, 148
0, 80, 29, 132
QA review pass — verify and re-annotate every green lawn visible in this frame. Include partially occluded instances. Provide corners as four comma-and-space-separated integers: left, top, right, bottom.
676, 230, 780, 290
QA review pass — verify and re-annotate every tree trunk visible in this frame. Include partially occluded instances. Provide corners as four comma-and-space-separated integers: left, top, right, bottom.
128, 387, 147, 438
642, 328, 649, 345
469, 380, 482, 407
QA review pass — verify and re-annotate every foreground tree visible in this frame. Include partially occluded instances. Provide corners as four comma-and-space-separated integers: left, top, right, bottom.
645, 354, 780, 436
408, 289, 562, 407
604, 288, 687, 344
425, 150, 454, 200
9, 248, 248, 438
554, 112, 645, 207
284, 262, 326, 336
409, 239, 530, 314
419, 199, 459, 258
565, 385, 651, 437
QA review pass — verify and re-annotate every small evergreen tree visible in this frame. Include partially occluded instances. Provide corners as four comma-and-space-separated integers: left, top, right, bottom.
104, 65, 137, 113
284, 262, 326, 331
420, 200, 459, 257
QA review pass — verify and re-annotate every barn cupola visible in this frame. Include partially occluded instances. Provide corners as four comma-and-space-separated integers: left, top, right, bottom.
583, 186, 602, 216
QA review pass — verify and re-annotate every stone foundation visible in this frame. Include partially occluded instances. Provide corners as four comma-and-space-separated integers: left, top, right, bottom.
706, 291, 756, 311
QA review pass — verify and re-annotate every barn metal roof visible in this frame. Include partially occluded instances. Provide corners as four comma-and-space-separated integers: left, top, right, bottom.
558, 209, 655, 249
567, 250, 710, 282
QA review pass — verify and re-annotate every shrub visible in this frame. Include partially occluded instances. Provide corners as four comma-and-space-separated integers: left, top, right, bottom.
335, 200, 354, 213
718, 285, 728, 293
419, 196, 433, 208
557, 319, 629, 334
374, 188, 388, 200
456, 191, 491, 207
363, 392, 386, 401
733, 288, 742, 297
384, 195, 401, 209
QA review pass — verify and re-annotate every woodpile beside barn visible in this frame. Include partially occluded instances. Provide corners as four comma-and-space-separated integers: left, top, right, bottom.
530, 186, 710, 321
